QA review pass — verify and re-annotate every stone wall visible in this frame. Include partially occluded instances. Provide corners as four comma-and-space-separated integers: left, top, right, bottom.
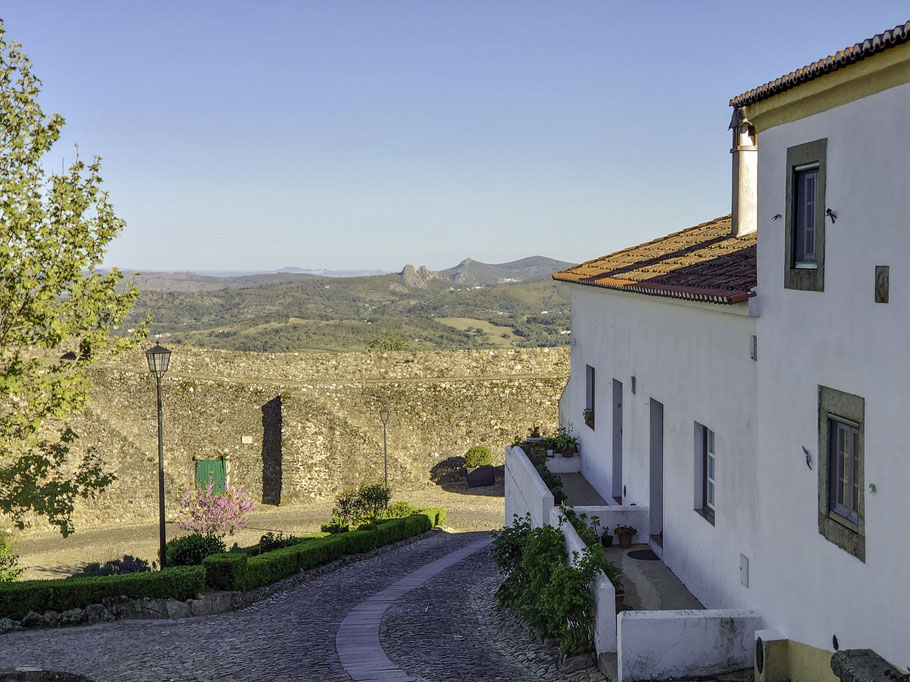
35, 347, 568, 532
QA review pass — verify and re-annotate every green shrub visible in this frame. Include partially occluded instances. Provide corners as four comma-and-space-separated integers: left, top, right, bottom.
243, 511, 438, 591
320, 522, 349, 534
0, 531, 21, 583
464, 445, 492, 468
0, 567, 205, 620
203, 553, 248, 591
379, 500, 418, 519
166, 534, 226, 566
331, 482, 392, 526
420, 507, 446, 527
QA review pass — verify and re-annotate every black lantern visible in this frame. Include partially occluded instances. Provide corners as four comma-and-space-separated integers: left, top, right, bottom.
145, 344, 172, 377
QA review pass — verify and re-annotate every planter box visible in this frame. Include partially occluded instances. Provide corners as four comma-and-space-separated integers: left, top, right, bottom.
465, 465, 495, 487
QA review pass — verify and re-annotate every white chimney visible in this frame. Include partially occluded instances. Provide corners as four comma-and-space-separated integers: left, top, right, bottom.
730, 109, 757, 237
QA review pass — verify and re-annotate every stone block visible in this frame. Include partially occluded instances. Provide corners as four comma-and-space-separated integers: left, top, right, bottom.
164, 598, 191, 620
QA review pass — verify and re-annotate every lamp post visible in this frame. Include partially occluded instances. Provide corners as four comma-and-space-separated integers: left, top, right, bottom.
146, 344, 171, 568
378, 408, 389, 489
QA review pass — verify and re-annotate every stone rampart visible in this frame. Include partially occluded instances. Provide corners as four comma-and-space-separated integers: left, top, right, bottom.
30, 347, 568, 532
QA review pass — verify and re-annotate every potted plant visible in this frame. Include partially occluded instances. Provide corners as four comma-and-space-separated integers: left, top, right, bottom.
464, 445, 495, 487
583, 408, 595, 429
600, 526, 613, 548
527, 425, 543, 442
603, 560, 624, 609
541, 436, 557, 458
615, 524, 637, 549
553, 427, 579, 458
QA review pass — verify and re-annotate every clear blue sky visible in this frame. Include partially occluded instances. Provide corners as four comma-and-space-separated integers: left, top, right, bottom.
3, 2, 907, 272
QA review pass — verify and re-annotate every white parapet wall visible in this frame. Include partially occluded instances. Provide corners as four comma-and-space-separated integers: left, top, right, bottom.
550, 506, 617, 654
617, 609, 764, 681
571, 505, 650, 544
504, 445, 554, 528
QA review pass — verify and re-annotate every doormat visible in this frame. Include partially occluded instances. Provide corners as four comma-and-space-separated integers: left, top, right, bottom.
627, 549, 660, 561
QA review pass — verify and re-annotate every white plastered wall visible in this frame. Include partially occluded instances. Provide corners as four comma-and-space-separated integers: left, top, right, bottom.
753, 81, 910, 665
566, 285, 758, 610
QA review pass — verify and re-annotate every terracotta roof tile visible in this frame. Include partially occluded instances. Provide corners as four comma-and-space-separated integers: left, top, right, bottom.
553, 215, 756, 305
731, 20, 910, 107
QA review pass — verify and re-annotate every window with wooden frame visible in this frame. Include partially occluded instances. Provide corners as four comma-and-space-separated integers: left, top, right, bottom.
785, 139, 826, 291
693, 422, 715, 525
818, 386, 865, 561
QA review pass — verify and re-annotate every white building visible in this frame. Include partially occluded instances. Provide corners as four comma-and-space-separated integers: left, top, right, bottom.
554, 21, 910, 680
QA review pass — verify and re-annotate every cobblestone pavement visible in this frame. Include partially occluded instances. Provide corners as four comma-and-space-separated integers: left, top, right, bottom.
381, 545, 606, 682
1, 532, 483, 681
3, 528, 606, 682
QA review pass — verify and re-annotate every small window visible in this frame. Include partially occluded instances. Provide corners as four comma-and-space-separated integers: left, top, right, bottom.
585, 365, 595, 430
793, 163, 818, 267
828, 418, 860, 525
693, 423, 715, 525
818, 386, 865, 561
705, 428, 716, 512
785, 139, 826, 291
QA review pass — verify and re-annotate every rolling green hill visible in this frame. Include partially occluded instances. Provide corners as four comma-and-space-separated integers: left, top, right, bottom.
126, 269, 571, 353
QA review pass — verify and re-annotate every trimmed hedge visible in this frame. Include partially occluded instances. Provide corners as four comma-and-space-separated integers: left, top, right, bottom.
241, 510, 443, 591
203, 553, 248, 591
0, 566, 205, 621
234, 531, 331, 556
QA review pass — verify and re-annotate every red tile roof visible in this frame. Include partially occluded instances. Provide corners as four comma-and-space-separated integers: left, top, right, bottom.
553, 216, 756, 305
731, 20, 910, 107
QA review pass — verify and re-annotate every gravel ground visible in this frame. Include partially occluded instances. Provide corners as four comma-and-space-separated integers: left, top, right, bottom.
17, 484, 505, 579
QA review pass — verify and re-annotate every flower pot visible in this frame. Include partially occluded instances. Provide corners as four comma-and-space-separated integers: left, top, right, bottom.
618, 534, 633, 549
561, 447, 576, 458
601, 534, 613, 548
585, 417, 594, 430
465, 465, 495, 487
546, 449, 554, 458
615, 590, 625, 610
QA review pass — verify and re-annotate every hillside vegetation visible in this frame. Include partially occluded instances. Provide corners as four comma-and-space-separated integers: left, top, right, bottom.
125, 263, 572, 353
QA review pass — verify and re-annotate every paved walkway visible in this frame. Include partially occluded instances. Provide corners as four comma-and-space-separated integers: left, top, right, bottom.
2, 530, 600, 682
336, 538, 491, 681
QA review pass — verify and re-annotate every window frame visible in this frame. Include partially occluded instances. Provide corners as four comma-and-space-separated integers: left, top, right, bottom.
817, 386, 865, 561
785, 139, 827, 292
585, 364, 596, 430
693, 422, 715, 526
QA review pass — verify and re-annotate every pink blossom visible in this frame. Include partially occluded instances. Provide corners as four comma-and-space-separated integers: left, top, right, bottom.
174, 481, 258, 538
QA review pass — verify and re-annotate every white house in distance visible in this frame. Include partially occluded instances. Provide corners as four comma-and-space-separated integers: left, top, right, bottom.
553, 20, 910, 680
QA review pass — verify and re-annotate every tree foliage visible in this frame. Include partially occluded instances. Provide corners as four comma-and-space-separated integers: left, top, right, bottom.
0, 22, 146, 535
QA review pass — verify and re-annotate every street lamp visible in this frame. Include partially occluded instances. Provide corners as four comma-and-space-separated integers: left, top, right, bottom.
378, 408, 389, 490
146, 344, 171, 568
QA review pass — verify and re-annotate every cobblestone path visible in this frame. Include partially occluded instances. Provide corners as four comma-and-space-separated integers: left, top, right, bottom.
2, 531, 569, 681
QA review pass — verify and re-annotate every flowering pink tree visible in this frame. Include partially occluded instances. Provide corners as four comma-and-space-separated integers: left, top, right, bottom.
174, 481, 258, 538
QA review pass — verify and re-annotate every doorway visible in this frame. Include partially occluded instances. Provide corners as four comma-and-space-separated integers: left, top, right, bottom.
649, 398, 664, 546
612, 379, 623, 503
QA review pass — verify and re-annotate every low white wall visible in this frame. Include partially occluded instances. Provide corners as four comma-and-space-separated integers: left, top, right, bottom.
551, 506, 617, 654
617, 609, 763, 681
546, 454, 581, 474
504, 446, 554, 528
572, 505, 650, 544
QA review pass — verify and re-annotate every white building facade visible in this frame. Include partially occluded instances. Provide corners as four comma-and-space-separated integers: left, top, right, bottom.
556, 22, 910, 678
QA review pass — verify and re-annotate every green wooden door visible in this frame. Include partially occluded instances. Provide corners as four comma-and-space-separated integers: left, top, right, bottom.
196, 459, 226, 493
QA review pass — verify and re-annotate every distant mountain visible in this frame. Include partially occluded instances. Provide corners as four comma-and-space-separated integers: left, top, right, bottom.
438, 256, 574, 286
276, 267, 391, 277
120, 271, 320, 293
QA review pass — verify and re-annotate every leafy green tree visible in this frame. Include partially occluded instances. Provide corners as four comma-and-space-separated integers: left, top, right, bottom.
0, 22, 146, 536
365, 333, 412, 352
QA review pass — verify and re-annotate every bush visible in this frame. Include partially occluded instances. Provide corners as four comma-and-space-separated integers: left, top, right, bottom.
0, 531, 21, 583
73, 555, 153, 578
0, 567, 204, 621
320, 522, 349, 534
174, 481, 258, 538
464, 446, 492, 468
331, 482, 392, 526
491, 514, 604, 655
379, 500, 419, 519
203, 553, 248, 591
243, 511, 438, 591
166, 534, 226, 567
